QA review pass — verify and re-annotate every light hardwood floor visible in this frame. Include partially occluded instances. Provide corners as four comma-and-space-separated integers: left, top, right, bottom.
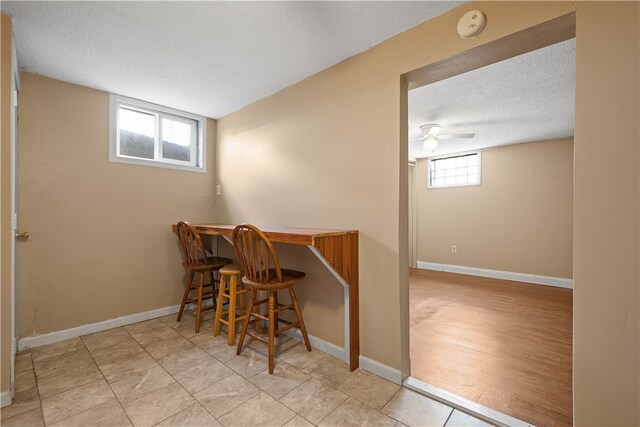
409, 268, 573, 427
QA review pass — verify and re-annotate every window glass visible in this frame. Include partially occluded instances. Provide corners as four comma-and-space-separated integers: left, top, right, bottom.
118, 107, 155, 159
429, 152, 480, 188
110, 94, 206, 172
161, 117, 194, 162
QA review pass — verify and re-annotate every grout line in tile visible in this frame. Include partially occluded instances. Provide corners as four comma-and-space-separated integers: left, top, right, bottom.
315, 395, 350, 426
337, 379, 401, 413
380, 388, 404, 425
33, 361, 45, 424
274, 377, 319, 422
15, 315, 210, 426
105, 324, 186, 426
34, 360, 102, 402
118, 317, 227, 425
35, 339, 110, 426
31, 344, 81, 365
1, 361, 45, 424
443, 407, 454, 427
81, 329, 134, 427
19, 312, 379, 427
146, 398, 189, 427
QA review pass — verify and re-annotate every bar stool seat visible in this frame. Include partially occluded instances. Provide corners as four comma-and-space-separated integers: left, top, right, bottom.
214, 264, 262, 345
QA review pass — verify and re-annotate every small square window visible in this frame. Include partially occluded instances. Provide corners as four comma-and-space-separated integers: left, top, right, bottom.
110, 94, 206, 172
428, 152, 481, 188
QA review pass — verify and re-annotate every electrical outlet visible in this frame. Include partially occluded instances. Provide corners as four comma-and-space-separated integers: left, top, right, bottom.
216, 185, 221, 195
451, 245, 457, 253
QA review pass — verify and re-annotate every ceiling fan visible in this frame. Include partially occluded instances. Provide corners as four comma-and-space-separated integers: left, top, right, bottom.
410, 124, 475, 152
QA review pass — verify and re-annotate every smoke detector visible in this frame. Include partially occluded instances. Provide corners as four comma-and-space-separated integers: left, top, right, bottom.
457, 10, 486, 39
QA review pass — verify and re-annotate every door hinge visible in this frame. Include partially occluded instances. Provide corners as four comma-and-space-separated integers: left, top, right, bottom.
12, 91, 18, 107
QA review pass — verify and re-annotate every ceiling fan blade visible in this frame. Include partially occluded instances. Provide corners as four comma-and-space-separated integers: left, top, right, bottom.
409, 137, 425, 142
419, 124, 443, 137
437, 133, 475, 139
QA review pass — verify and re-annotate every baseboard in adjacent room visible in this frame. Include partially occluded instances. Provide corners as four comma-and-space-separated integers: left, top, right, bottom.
17, 301, 209, 351
416, 261, 573, 289
0, 391, 13, 408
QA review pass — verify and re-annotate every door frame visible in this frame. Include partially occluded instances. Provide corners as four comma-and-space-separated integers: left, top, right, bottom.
9, 34, 20, 400
400, 12, 576, 426
407, 160, 417, 268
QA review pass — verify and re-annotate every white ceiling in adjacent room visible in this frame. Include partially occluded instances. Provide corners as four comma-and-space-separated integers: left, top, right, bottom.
409, 39, 575, 158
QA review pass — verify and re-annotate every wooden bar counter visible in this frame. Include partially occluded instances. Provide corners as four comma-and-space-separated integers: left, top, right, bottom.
172, 223, 360, 371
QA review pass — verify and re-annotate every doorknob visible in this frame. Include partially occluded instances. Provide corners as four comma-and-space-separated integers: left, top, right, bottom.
16, 231, 30, 240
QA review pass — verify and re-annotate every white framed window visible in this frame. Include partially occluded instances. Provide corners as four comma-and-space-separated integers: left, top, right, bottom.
428, 151, 481, 188
109, 94, 206, 172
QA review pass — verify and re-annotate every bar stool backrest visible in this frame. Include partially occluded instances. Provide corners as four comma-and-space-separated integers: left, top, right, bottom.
232, 224, 283, 284
177, 221, 208, 266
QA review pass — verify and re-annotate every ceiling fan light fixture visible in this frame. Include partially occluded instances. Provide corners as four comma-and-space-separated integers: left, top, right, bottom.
423, 136, 438, 152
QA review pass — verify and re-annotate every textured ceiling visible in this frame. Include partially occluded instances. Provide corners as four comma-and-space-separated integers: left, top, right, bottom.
2, 1, 463, 119
409, 39, 575, 158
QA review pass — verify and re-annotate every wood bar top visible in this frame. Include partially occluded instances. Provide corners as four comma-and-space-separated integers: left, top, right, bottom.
173, 224, 358, 246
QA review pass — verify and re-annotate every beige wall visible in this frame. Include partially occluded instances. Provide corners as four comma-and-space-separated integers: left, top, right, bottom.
216, 2, 577, 370
7, 1, 638, 424
574, 3, 639, 425
1, 12, 13, 397
16, 73, 217, 337
217, 2, 638, 424
416, 138, 574, 278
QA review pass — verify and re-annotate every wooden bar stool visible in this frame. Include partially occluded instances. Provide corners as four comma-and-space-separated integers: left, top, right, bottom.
176, 221, 232, 333
233, 224, 312, 374
213, 264, 263, 345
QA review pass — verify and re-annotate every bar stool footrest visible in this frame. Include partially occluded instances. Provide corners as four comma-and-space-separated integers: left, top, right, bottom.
244, 330, 269, 344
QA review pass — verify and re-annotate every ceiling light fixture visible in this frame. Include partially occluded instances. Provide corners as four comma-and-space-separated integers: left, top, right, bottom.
411, 124, 476, 154
423, 136, 438, 152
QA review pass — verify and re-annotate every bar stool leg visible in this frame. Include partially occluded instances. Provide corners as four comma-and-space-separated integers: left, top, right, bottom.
255, 308, 264, 335
177, 271, 194, 322
254, 291, 264, 335
239, 283, 247, 315
195, 272, 205, 333
290, 288, 311, 351
209, 271, 216, 307
268, 292, 276, 374
237, 289, 257, 355
213, 273, 227, 337
274, 292, 279, 337
237, 286, 262, 334
227, 274, 238, 346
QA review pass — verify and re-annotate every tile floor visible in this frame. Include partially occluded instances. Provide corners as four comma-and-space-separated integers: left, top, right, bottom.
1, 310, 492, 426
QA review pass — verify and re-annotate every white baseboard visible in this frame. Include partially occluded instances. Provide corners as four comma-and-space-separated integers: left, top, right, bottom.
282, 325, 402, 384
17, 301, 209, 351
0, 391, 13, 408
359, 355, 402, 384
17, 304, 403, 387
281, 325, 344, 361
404, 376, 533, 427
416, 261, 573, 289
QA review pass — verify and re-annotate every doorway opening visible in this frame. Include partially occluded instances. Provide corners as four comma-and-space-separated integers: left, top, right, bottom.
402, 15, 576, 427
